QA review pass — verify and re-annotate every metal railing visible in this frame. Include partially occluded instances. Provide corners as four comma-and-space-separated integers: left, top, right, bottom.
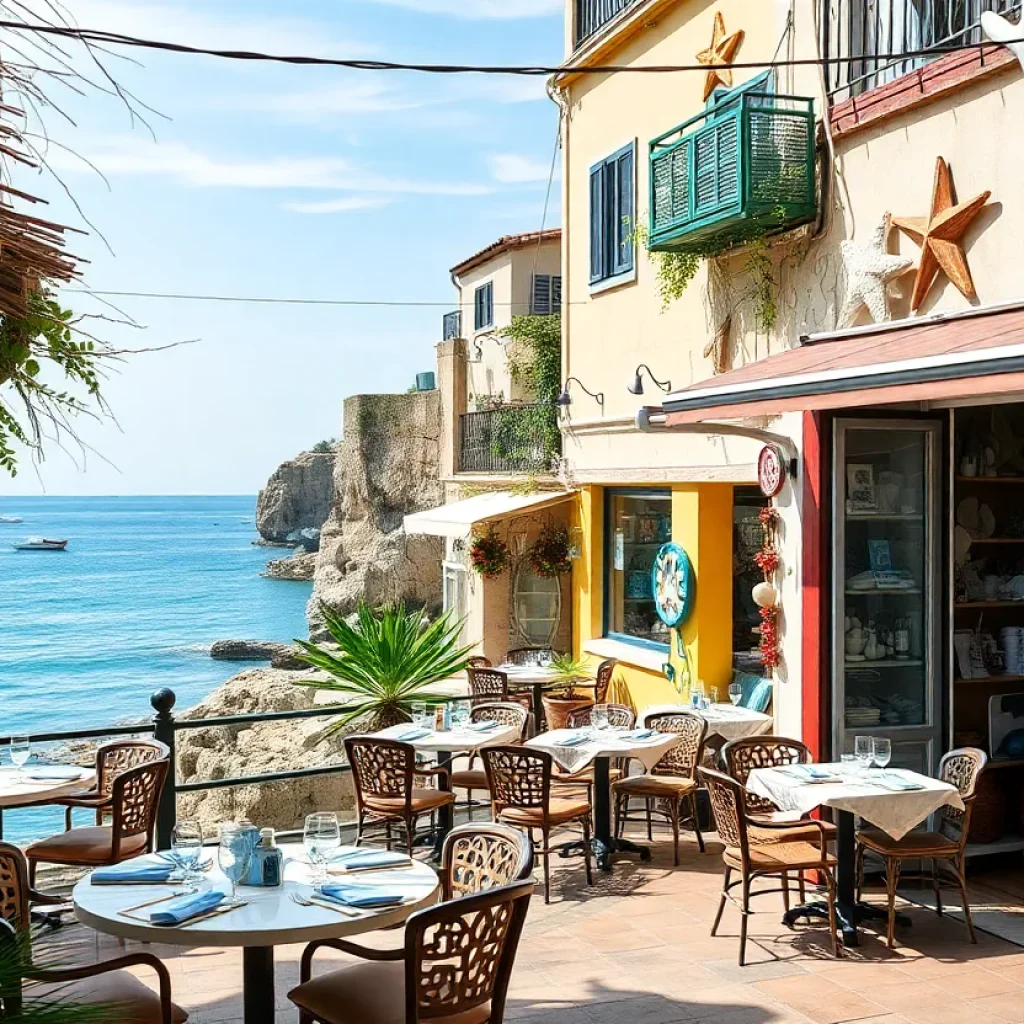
820, 0, 1022, 102
575, 0, 641, 46
458, 404, 561, 475
442, 310, 462, 340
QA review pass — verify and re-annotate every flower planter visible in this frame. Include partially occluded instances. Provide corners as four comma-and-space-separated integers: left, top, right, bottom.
542, 695, 594, 732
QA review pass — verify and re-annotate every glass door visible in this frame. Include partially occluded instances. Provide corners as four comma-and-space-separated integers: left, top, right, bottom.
833, 418, 942, 773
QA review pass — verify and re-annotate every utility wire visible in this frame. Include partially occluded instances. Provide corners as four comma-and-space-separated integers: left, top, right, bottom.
0, 19, 1020, 76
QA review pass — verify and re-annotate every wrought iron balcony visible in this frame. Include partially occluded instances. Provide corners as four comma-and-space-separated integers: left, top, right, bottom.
648, 91, 816, 255
458, 403, 561, 475
575, 0, 641, 46
442, 309, 462, 340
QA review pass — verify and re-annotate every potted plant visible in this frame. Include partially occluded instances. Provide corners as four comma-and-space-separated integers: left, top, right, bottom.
293, 601, 475, 730
530, 524, 572, 578
469, 529, 510, 579
541, 654, 595, 731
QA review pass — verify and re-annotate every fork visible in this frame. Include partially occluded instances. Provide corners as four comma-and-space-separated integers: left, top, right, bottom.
289, 892, 360, 918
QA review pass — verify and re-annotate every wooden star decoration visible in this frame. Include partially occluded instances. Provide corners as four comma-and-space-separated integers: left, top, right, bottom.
838, 215, 915, 327
696, 12, 745, 102
892, 157, 991, 311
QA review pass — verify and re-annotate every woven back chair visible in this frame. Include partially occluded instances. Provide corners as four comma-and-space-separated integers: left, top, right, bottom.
722, 736, 812, 816
566, 703, 635, 730
450, 702, 530, 821
467, 655, 492, 670
467, 666, 509, 705
593, 658, 618, 704
482, 745, 593, 903
648, 711, 707, 780
291, 880, 535, 1024
440, 822, 533, 900
699, 767, 838, 965
506, 647, 553, 666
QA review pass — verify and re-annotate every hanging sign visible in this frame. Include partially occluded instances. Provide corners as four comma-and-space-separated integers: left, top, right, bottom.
758, 444, 786, 498
652, 543, 694, 628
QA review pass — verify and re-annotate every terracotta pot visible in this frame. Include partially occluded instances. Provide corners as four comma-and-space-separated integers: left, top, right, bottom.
542, 695, 594, 732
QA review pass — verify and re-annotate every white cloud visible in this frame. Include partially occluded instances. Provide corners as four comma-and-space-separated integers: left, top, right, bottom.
284, 196, 394, 214
357, 0, 560, 17
487, 153, 554, 184
242, 82, 429, 120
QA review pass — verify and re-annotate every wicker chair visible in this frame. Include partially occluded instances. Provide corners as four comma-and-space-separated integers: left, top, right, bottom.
450, 702, 530, 820
56, 738, 169, 830
0, 842, 186, 1023
26, 758, 168, 888
440, 822, 534, 900
612, 711, 707, 865
855, 746, 988, 948
468, 666, 510, 704
344, 736, 455, 855
467, 655, 492, 669
289, 880, 535, 1024
506, 647, 553, 666
700, 767, 839, 966
593, 659, 618, 704
483, 745, 593, 903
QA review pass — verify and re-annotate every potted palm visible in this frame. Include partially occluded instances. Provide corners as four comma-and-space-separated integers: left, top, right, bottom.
542, 654, 595, 731
293, 601, 475, 730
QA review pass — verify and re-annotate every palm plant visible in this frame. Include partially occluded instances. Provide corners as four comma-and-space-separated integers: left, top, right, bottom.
550, 653, 591, 699
293, 602, 475, 730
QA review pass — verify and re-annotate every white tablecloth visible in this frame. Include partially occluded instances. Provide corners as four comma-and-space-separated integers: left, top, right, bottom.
374, 722, 520, 754
746, 764, 964, 840
0, 765, 95, 808
642, 703, 773, 743
525, 728, 680, 773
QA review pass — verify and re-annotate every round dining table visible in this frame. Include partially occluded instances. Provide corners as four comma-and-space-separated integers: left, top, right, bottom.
73, 843, 440, 1024
498, 664, 597, 734
0, 765, 95, 840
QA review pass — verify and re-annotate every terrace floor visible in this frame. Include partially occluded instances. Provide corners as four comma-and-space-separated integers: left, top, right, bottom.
34, 829, 1024, 1024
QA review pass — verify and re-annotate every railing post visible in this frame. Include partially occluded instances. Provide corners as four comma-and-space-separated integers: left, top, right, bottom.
151, 688, 177, 850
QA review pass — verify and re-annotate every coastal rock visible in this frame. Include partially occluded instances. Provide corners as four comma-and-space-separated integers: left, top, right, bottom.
256, 451, 334, 546
308, 391, 443, 632
210, 640, 294, 662
264, 551, 318, 582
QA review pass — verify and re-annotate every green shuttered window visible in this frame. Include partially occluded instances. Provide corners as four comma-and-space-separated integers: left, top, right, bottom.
589, 142, 635, 285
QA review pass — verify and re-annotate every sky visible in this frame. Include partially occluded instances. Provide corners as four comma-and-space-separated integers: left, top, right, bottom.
1, 0, 564, 495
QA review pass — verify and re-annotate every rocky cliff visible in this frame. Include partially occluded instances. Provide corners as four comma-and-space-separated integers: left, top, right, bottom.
256, 450, 335, 545
308, 390, 443, 637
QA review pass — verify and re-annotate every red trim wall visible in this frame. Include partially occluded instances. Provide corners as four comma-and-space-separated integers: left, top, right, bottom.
801, 411, 827, 758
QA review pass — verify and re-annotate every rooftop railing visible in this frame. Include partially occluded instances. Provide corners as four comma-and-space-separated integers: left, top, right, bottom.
458, 403, 561, 475
575, 0, 641, 47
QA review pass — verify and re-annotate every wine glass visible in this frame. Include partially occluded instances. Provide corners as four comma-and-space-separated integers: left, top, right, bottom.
709, 687, 719, 707
9, 737, 30, 772
728, 683, 744, 706
304, 812, 341, 892
872, 737, 892, 770
171, 819, 204, 890
591, 705, 609, 732
411, 702, 427, 728
217, 823, 253, 906
854, 735, 873, 773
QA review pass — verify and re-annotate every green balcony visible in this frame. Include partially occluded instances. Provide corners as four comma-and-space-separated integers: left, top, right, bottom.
648, 92, 817, 254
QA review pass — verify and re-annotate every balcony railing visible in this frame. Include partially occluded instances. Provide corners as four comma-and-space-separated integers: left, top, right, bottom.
442, 309, 462, 340
575, 0, 641, 46
458, 403, 561, 475
648, 91, 816, 254
820, 0, 1023, 102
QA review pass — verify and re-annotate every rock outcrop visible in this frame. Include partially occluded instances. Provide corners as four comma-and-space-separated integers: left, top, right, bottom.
264, 551, 318, 581
210, 640, 293, 662
256, 451, 335, 546
308, 391, 444, 637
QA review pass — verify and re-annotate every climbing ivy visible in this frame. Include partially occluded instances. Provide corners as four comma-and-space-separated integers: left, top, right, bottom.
500, 314, 561, 404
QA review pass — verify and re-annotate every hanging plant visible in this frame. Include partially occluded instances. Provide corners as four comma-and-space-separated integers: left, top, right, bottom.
529, 524, 572, 578
469, 529, 510, 579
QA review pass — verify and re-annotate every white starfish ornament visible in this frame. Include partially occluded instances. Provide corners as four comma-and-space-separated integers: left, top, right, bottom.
837, 216, 915, 327
982, 11, 1024, 73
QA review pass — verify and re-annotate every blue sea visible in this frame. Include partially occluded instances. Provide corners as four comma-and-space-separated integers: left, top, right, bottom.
0, 495, 312, 840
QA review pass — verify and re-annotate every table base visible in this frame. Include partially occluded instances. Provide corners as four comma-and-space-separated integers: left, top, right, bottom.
243, 946, 275, 1024
558, 836, 652, 872
783, 898, 911, 948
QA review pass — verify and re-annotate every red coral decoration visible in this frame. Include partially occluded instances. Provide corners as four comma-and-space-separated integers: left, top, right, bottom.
758, 607, 781, 669
755, 503, 782, 673
530, 525, 572, 578
753, 546, 780, 575
469, 529, 510, 579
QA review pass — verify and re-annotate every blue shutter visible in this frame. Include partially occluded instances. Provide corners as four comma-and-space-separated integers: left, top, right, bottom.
473, 283, 493, 329
589, 163, 606, 283
473, 286, 482, 330
614, 145, 635, 275
552, 275, 562, 313
485, 282, 493, 326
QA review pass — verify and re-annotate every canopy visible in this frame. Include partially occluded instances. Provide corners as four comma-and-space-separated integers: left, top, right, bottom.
403, 490, 575, 539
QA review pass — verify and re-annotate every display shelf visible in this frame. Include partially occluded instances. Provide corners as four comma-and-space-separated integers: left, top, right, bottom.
845, 659, 923, 669
954, 601, 1024, 609
954, 675, 1024, 684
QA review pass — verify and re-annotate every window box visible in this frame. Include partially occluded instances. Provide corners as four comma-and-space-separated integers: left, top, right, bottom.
648, 91, 816, 254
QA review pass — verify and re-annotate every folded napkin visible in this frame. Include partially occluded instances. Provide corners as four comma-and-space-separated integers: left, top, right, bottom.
555, 732, 589, 747
330, 850, 412, 871
319, 884, 406, 909
467, 720, 500, 732
623, 729, 657, 741
92, 862, 174, 885
777, 765, 839, 783
873, 772, 925, 792
25, 766, 85, 781
150, 891, 225, 926
395, 727, 431, 741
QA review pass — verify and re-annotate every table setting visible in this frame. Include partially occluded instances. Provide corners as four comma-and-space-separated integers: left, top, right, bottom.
641, 700, 773, 744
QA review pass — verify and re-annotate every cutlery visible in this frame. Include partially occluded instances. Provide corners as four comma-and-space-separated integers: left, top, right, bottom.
289, 892, 360, 917
117, 891, 188, 918
162, 901, 251, 928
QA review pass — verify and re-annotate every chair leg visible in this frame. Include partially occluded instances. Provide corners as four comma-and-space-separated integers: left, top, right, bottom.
614, 794, 623, 839
826, 870, 840, 959
405, 816, 415, 857
581, 816, 594, 887
885, 857, 901, 949
63, 806, 72, 831
798, 871, 807, 904
855, 842, 864, 901
669, 799, 680, 868
466, 789, 474, 822
689, 791, 705, 854
646, 799, 653, 841
384, 821, 392, 851
739, 876, 751, 967
954, 855, 977, 944
711, 866, 731, 936
542, 827, 551, 904
932, 858, 943, 917
27, 858, 36, 888
355, 812, 365, 848
781, 871, 791, 913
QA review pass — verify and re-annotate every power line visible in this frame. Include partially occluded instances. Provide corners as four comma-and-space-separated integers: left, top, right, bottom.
0, 18, 1020, 76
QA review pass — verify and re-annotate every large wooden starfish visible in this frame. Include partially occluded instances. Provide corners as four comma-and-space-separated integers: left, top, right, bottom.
696, 12, 745, 102
892, 157, 991, 311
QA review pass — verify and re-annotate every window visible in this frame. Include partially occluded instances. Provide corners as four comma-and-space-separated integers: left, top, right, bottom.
589, 142, 635, 286
530, 274, 562, 315
512, 563, 562, 647
473, 281, 493, 331
443, 561, 470, 647
605, 489, 672, 647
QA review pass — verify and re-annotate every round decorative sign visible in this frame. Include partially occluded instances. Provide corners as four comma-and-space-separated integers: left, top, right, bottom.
652, 542, 695, 628
758, 444, 786, 498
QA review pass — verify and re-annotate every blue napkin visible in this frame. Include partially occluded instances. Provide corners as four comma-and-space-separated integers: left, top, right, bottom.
555, 732, 589, 747
150, 891, 225, 926
468, 720, 500, 732
395, 727, 431, 741
320, 884, 406, 909
92, 862, 173, 885
623, 729, 656, 741
779, 764, 837, 782
874, 772, 925, 792
330, 850, 412, 871
26, 766, 84, 781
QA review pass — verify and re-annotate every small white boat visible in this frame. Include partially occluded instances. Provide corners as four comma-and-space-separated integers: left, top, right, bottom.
0, 516, 23, 524
13, 537, 68, 551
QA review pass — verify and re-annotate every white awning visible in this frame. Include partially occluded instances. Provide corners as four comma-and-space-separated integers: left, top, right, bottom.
403, 490, 575, 539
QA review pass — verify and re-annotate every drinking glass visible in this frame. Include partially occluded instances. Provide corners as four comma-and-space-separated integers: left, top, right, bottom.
218, 823, 253, 906
9, 737, 30, 771
840, 752, 857, 774
591, 705, 609, 732
854, 735, 873, 773
709, 687, 719, 706
304, 812, 341, 891
171, 819, 204, 890
453, 702, 470, 729
872, 737, 892, 770
728, 683, 744, 706
411, 702, 427, 727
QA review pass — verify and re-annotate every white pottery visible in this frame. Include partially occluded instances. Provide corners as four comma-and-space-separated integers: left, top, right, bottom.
752, 581, 778, 608
845, 628, 866, 657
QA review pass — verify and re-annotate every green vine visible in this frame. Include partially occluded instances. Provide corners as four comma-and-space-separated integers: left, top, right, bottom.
499, 314, 561, 404
743, 236, 778, 333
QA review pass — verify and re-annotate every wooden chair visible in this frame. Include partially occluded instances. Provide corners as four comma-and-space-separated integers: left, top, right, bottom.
57, 738, 169, 830
467, 655, 492, 669
450, 702, 530, 821
855, 746, 988, 948
482, 745, 593, 903
344, 736, 454, 855
289, 879, 534, 1024
722, 736, 839, 908
440, 822, 534, 900
0, 842, 186, 1023
612, 710, 707, 865
593, 658, 618, 704
505, 647, 553, 666
26, 758, 168, 887
467, 666, 510, 705
700, 767, 839, 966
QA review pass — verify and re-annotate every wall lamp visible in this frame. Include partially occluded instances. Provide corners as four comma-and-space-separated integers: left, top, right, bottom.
628, 364, 672, 396
555, 377, 604, 408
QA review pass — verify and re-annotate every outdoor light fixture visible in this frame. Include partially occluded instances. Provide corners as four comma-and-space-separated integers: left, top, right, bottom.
628, 364, 672, 396
555, 377, 604, 408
